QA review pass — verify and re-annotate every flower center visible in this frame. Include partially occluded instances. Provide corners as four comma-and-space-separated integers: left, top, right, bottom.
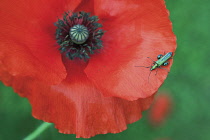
54, 11, 105, 61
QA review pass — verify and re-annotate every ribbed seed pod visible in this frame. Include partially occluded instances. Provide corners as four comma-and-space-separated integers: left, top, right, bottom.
70, 24, 89, 44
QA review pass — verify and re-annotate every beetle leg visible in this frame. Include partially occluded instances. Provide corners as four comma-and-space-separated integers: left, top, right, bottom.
155, 68, 158, 75
159, 67, 169, 73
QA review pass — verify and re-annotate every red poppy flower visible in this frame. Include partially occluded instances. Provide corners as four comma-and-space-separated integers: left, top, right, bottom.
149, 93, 172, 126
0, 0, 176, 138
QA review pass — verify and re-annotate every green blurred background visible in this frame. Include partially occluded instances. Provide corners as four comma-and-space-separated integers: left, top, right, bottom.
0, 0, 209, 140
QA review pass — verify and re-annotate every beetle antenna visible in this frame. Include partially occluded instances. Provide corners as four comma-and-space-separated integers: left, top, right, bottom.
135, 66, 150, 68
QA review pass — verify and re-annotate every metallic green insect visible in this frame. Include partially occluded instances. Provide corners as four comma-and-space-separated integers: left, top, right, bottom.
136, 52, 173, 82
149, 52, 173, 70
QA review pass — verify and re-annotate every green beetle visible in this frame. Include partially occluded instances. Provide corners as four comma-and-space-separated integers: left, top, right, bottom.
149, 52, 173, 71
135, 52, 173, 82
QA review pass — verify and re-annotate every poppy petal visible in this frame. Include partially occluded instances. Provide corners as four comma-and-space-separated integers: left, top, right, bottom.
74, 0, 94, 13
50, 78, 154, 138
0, 0, 82, 84
0, 61, 154, 138
85, 0, 176, 100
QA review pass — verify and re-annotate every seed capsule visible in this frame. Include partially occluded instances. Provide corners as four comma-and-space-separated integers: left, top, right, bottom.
70, 24, 89, 44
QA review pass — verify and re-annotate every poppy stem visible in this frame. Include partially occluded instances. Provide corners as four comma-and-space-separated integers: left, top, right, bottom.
23, 122, 52, 140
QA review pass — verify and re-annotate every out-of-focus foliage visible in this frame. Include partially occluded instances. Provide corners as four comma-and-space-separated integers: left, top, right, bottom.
0, 0, 209, 140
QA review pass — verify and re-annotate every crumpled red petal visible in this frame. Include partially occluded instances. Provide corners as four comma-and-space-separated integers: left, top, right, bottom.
85, 0, 176, 100
0, 0, 82, 84
0, 57, 154, 138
